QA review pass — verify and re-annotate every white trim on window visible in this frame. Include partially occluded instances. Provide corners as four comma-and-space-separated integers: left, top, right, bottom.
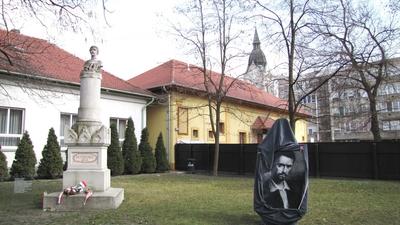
0, 107, 25, 150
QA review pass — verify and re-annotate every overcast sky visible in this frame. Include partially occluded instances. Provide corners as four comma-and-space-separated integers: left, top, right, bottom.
19, 1, 191, 80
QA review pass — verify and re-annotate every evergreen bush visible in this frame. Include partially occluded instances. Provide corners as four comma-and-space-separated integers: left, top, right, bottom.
107, 123, 124, 176
10, 131, 37, 179
155, 132, 169, 172
37, 128, 63, 179
122, 118, 142, 174
0, 147, 8, 181
139, 128, 156, 173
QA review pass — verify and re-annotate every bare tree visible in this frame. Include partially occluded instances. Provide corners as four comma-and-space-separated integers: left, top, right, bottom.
250, 0, 337, 133
311, 0, 400, 141
0, 0, 109, 101
172, 0, 248, 176
0, 0, 109, 66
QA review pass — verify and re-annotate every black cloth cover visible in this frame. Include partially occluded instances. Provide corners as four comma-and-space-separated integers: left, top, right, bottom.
254, 118, 308, 225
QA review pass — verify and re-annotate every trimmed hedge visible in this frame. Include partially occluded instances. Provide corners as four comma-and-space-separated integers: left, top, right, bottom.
122, 118, 142, 174
37, 128, 63, 179
139, 128, 156, 173
155, 132, 169, 172
0, 148, 8, 181
108, 123, 124, 176
10, 131, 37, 179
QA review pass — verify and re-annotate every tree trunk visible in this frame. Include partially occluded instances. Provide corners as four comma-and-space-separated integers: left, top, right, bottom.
213, 135, 220, 176
212, 103, 221, 176
288, 87, 296, 132
369, 97, 382, 141
288, 0, 296, 134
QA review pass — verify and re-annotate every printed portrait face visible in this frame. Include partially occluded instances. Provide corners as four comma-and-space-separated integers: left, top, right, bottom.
272, 152, 295, 182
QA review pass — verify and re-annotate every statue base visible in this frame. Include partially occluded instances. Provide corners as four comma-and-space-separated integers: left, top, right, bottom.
42, 188, 124, 211
63, 169, 110, 192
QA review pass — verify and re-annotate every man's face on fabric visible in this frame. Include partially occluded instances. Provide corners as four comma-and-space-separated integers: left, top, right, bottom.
272, 155, 294, 182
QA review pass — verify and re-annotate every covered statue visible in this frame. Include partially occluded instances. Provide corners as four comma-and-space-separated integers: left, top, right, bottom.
254, 118, 308, 225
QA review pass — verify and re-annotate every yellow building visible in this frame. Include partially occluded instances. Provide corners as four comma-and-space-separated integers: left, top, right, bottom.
128, 60, 309, 169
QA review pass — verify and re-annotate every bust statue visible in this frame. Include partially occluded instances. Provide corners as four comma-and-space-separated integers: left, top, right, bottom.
82, 46, 103, 73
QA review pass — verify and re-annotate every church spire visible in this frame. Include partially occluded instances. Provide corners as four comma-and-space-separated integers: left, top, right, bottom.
247, 28, 266, 71
253, 28, 261, 46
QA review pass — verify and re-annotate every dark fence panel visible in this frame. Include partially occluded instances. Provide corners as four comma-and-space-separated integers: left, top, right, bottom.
175, 142, 400, 180
175, 144, 191, 171
376, 142, 400, 180
316, 142, 374, 179
243, 144, 258, 174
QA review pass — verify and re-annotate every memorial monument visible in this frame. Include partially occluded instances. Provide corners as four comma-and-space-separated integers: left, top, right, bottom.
43, 46, 124, 211
254, 118, 308, 225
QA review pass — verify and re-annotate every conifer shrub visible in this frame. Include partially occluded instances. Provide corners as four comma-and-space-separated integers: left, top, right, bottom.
107, 123, 124, 176
139, 128, 156, 173
122, 118, 142, 174
37, 128, 63, 179
155, 132, 169, 172
0, 147, 8, 181
10, 131, 37, 179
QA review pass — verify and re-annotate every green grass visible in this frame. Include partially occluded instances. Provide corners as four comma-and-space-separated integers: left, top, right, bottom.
0, 173, 399, 225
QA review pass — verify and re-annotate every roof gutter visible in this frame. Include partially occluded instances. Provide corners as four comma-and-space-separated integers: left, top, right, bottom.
141, 96, 156, 131
0, 69, 155, 99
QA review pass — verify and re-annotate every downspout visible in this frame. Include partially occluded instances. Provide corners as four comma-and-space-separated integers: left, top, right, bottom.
163, 86, 171, 162
168, 93, 172, 162
141, 97, 155, 131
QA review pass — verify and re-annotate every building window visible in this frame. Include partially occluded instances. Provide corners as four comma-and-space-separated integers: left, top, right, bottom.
208, 130, 214, 140
219, 122, 225, 135
386, 101, 393, 112
382, 120, 400, 131
382, 121, 390, 131
60, 113, 77, 147
392, 120, 400, 130
393, 100, 400, 112
239, 132, 246, 144
339, 106, 344, 116
192, 128, 199, 139
0, 107, 24, 147
311, 94, 316, 103
110, 118, 127, 143
177, 107, 188, 135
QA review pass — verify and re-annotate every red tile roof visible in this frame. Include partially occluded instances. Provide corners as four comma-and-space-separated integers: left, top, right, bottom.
251, 116, 275, 129
128, 59, 308, 117
0, 29, 153, 97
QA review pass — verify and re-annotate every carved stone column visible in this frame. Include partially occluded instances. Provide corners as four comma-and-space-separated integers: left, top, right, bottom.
63, 45, 111, 192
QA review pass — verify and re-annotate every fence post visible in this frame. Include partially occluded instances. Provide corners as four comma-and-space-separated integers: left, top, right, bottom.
372, 142, 378, 180
315, 143, 320, 178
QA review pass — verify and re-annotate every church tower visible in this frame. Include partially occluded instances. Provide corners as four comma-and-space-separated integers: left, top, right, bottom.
244, 28, 278, 96
246, 28, 266, 73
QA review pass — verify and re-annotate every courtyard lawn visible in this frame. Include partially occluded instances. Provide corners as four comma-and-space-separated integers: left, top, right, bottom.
0, 173, 399, 225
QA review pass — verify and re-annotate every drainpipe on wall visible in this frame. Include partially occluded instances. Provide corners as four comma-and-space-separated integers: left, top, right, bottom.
168, 93, 171, 162
162, 86, 171, 162
141, 97, 155, 131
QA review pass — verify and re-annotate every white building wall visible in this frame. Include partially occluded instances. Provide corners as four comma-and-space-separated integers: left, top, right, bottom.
0, 80, 148, 167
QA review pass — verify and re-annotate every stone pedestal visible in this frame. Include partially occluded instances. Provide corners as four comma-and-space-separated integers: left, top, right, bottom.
63, 146, 110, 191
43, 188, 124, 211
